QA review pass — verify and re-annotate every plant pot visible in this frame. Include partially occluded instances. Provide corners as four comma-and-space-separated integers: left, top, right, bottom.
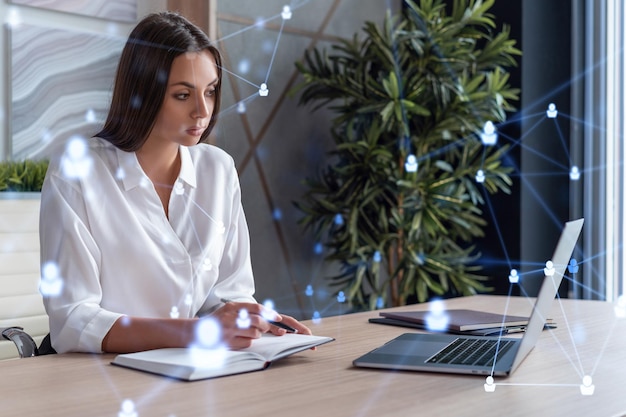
0, 192, 48, 360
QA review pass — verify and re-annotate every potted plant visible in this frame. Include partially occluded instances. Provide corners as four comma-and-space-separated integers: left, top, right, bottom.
0, 159, 49, 195
293, 0, 520, 310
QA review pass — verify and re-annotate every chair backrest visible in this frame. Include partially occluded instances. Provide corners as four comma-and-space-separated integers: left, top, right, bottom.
0, 196, 49, 360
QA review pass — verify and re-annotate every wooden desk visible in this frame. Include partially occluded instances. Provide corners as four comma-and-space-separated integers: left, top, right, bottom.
3, 295, 626, 417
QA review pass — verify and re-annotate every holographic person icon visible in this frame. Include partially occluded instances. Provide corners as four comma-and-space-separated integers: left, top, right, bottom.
259, 83, 269, 97
480, 121, 498, 145
546, 103, 558, 118
405, 154, 418, 173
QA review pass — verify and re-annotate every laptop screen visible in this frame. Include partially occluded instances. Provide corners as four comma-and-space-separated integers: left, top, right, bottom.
510, 218, 584, 372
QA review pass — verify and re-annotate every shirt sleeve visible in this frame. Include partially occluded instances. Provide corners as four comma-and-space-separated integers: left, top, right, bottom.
198, 160, 257, 314
39, 172, 122, 353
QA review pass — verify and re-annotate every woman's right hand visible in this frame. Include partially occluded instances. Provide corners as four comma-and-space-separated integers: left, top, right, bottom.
208, 301, 275, 349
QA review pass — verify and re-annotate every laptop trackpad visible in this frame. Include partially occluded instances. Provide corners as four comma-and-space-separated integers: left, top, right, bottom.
377, 340, 446, 357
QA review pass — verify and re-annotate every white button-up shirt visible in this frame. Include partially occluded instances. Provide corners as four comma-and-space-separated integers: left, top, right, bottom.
39, 137, 256, 353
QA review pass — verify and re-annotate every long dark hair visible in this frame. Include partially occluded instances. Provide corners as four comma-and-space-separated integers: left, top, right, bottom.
96, 12, 222, 151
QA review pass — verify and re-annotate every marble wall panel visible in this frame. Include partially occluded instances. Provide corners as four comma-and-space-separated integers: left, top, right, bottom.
10, 24, 124, 159
8, 0, 137, 22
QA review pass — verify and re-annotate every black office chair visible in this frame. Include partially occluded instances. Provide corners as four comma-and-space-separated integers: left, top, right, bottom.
0, 327, 55, 358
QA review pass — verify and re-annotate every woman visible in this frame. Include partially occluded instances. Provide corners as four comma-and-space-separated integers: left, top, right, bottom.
39, 11, 311, 354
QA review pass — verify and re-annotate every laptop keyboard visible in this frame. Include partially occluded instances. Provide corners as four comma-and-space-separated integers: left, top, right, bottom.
426, 338, 515, 367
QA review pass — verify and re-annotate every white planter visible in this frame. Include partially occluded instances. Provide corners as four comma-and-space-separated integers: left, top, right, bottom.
0, 193, 48, 360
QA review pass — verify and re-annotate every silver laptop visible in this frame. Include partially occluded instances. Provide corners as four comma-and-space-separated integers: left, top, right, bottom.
353, 218, 584, 377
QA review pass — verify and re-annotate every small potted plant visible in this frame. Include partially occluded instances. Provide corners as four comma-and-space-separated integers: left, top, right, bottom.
0, 159, 49, 195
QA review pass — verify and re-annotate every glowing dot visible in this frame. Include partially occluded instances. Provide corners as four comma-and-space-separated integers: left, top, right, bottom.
431, 299, 445, 315
203, 258, 213, 271
174, 181, 184, 195
196, 317, 221, 348
85, 109, 96, 123
376, 297, 385, 309
570, 166, 580, 181
238, 59, 250, 74
139, 177, 150, 188
115, 167, 125, 180
615, 295, 626, 318
41, 129, 53, 144
272, 208, 282, 220
426, 300, 449, 331
7, 8, 21, 27
508, 269, 519, 284
261, 40, 274, 54
62, 136, 92, 179
312, 311, 321, 324
67, 137, 87, 160
170, 306, 180, 319
131, 95, 142, 109
237, 102, 246, 114
373, 251, 382, 263
42, 262, 59, 280
262, 299, 277, 320
544, 260, 555, 276
305, 285, 314, 297
568, 259, 579, 274
314, 242, 323, 254
120, 316, 131, 326
337, 291, 346, 303
40, 261, 63, 297
263, 299, 275, 310
119, 399, 137, 417
188, 344, 227, 370
106, 22, 118, 36
157, 70, 168, 84
334, 213, 344, 226
184, 294, 193, 306
216, 221, 225, 235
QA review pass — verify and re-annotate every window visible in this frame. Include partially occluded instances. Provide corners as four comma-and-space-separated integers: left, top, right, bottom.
580, 0, 625, 301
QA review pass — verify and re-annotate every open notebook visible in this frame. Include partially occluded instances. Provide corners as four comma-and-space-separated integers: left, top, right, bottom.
112, 333, 334, 381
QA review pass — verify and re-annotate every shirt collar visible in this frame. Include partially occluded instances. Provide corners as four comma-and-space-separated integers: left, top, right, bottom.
178, 146, 197, 189
115, 145, 197, 191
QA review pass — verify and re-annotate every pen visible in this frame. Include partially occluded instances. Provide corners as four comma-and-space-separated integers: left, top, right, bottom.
266, 320, 297, 333
220, 298, 297, 333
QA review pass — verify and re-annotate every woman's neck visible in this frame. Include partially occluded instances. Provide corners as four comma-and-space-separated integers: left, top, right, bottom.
136, 143, 181, 188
